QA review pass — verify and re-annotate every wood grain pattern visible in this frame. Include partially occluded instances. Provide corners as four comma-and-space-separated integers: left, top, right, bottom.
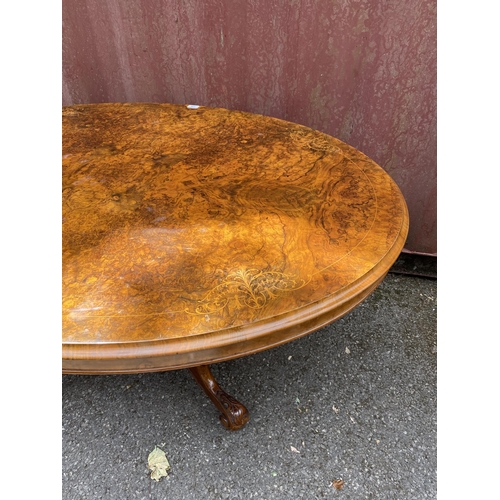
62, 103, 408, 374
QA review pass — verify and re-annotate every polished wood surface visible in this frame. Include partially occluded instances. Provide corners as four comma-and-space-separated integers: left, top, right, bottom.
63, 103, 408, 374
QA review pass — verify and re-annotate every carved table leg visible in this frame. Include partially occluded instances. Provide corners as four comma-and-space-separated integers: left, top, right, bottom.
188, 365, 249, 431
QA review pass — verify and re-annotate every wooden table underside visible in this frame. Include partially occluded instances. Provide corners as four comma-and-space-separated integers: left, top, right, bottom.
62, 103, 408, 429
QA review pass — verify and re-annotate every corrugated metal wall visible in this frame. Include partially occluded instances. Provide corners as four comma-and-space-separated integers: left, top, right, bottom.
62, 0, 436, 255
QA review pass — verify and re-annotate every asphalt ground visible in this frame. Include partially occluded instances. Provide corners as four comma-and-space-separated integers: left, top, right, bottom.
62, 266, 437, 500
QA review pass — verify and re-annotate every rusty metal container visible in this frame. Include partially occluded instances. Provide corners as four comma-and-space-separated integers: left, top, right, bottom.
63, 0, 436, 255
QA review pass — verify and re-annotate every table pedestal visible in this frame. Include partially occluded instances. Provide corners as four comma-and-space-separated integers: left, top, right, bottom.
189, 365, 249, 430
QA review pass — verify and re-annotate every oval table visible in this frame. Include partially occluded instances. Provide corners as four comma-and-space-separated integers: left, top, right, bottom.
63, 103, 409, 430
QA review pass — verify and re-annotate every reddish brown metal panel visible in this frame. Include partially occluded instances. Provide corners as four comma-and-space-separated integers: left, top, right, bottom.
62, 0, 436, 255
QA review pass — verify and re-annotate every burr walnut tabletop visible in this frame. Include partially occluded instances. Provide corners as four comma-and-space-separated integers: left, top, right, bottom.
63, 103, 408, 429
